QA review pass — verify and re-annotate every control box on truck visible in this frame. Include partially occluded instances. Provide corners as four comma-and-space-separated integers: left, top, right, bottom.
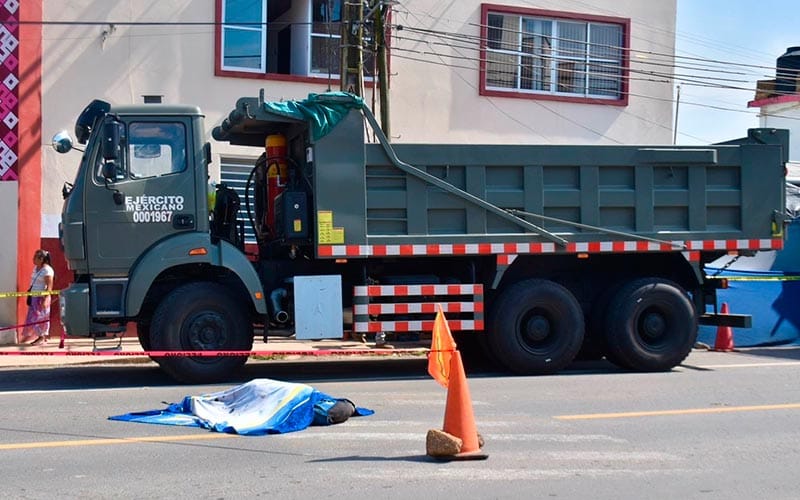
53, 93, 788, 382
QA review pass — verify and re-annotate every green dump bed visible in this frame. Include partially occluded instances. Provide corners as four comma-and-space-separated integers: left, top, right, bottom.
212, 95, 788, 259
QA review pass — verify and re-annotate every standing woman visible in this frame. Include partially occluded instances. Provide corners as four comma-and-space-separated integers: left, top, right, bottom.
20, 249, 55, 345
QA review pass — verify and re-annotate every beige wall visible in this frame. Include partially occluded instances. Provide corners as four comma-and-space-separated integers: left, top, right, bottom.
0, 181, 18, 335
392, 0, 676, 143
41, 0, 677, 228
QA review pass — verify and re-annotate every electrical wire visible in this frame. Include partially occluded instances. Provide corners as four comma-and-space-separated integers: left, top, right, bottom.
20, 7, 799, 131
390, 49, 800, 123
390, 21, 800, 100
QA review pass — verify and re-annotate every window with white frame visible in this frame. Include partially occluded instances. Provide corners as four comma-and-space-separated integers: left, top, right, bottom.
482, 6, 627, 102
218, 0, 374, 80
221, 0, 267, 72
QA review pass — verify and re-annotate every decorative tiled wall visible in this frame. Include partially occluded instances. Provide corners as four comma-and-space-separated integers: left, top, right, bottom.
0, 0, 19, 181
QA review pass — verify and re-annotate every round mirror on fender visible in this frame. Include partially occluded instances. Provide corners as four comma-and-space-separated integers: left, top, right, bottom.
52, 130, 73, 154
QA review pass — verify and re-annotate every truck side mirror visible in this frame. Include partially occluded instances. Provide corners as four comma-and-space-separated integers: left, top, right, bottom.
51, 130, 73, 154
102, 121, 123, 162
204, 141, 212, 166
101, 121, 124, 182
101, 161, 117, 181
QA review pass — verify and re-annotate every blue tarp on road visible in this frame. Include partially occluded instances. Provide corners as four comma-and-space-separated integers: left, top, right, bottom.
109, 379, 374, 436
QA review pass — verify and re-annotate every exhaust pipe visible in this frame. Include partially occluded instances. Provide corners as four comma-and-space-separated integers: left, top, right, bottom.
269, 288, 289, 324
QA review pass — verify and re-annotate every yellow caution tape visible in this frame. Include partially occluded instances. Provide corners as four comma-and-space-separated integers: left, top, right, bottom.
706, 276, 800, 282
0, 290, 60, 299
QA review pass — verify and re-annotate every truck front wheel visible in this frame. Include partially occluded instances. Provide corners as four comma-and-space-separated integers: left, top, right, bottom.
488, 279, 584, 375
150, 282, 253, 383
603, 278, 696, 371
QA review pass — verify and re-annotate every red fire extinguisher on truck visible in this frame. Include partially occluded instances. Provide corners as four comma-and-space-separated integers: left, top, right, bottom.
265, 134, 288, 233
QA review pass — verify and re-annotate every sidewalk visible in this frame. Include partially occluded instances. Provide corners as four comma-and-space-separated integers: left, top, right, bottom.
0, 334, 430, 368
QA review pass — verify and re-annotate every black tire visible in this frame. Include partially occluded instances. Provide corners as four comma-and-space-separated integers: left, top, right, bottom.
488, 279, 584, 375
603, 278, 697, 372
454, 332, 500, 371
136, 321, 151, 352
150, 282, 253, 383
579, 283, 623, 364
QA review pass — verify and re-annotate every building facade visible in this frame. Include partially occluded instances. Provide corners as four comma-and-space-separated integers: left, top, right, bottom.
0, 0, 677, 334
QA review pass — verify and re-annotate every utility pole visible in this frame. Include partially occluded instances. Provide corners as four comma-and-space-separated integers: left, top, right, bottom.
673, 84, 681, 145
340, 0, 364, 97
373, 1, 390, 139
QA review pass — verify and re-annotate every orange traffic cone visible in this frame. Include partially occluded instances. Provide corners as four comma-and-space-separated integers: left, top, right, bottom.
426, 350, 488, 461
713, 302, 734, 352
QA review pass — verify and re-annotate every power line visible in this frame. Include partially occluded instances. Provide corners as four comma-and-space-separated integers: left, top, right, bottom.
14, 16, 792, 79
391, 21, 800, 101
391, 36, 800, 103
390, 47, 800, 123
20, 10, 799, 134
395, 21, 790, 76
392, 32, 789, 93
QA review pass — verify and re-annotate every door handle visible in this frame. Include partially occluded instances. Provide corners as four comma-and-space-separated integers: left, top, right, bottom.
172, 213, 195, 229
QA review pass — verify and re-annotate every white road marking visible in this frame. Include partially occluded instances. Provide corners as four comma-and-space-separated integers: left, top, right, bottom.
282, 431, 626, 443
690, 361, 800, 369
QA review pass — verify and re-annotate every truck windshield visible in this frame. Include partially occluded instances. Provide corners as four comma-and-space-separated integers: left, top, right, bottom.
92, 121, 188, 181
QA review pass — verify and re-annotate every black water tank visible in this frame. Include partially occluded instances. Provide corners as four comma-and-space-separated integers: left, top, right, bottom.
776, 46, 800, 95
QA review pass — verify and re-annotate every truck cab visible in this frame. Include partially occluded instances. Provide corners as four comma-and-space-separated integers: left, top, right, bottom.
56, 100, 267, 382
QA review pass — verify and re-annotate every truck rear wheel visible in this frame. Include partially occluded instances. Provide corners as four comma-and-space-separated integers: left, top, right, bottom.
150, 282, 253, 383
603, 278, 696, 371
488, 279, 584, 375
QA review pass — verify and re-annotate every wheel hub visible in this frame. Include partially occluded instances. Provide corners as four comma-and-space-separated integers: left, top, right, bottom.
523, 314, 551, 343
187, 312, 228, 349
640, 310, 666, 340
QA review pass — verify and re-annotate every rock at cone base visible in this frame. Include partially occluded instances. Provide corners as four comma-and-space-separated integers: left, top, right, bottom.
426, 429, 462, 457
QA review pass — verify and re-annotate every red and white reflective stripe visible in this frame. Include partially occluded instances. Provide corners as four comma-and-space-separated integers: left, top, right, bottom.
684, 251, 700, 262
353, 301, 483, 316
497, 254, 518, 266
353, 319, 484, 333
684, 239, 784, 251
353, 284, 482, 297
320, 238, 782, 257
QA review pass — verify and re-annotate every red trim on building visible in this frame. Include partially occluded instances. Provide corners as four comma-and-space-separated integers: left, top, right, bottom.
478, 3, 630, 106
16, 1, 43, 333
41, 238, 66, 339
748, 94, 800, 108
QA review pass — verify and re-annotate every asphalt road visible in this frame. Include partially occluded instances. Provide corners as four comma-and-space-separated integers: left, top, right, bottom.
2, 348, 800, 499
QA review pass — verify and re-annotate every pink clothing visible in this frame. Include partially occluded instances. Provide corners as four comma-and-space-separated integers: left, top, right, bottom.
21, 296, 51, 339
20, 264, 54, 342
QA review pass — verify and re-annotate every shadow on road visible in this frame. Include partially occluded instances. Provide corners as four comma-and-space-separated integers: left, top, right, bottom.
0, 358, 440, 392
731, 346, 800, 361
0, 353, 634, 392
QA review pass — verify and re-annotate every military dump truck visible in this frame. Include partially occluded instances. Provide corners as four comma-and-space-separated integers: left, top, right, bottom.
54, 92, 788, 382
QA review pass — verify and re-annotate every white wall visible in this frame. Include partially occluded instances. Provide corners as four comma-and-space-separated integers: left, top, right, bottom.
0, 181, 18, 336
758, 101, 800, 161
41, 0, 677, 225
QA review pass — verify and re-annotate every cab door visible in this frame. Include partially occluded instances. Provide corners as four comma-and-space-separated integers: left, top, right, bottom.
84, 117, 198, 276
